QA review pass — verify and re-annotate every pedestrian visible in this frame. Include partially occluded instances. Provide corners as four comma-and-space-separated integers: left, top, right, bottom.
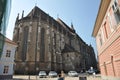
58, 70, 64, 80
58, 74, 64, 80
93, 72, 96, 78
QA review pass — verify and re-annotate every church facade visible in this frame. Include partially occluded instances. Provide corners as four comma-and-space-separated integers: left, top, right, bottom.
13, 6, 97, 74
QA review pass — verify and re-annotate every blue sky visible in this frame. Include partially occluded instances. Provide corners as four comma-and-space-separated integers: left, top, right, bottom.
6, 0, 100, 57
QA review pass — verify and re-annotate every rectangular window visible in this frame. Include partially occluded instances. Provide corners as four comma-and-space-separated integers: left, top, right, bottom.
112, 0, 120, 24
3, 66, 9, 74
101, 28, 105, 43
108, 12, 114, 32
6, 50, 11, 57
104, 22, 108, 39
99, 34, 103, 46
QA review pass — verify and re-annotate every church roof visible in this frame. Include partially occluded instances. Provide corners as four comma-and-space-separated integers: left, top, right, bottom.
16, 6, 85, 45
17, 6, 49, 22
27, 6, 43, 17
56, 18, 75, 33
5, 38, 17, 45
25, 6, 75, 33
0, 33, 17, 45
17, 6, 75, 34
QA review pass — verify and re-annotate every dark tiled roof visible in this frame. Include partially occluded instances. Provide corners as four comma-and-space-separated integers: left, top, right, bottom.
0, 33, 17, 45
56, 18, 75, 33
26, 6, 75, 34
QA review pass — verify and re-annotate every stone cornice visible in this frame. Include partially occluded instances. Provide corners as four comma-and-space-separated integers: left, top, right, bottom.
92, 0, 111, 37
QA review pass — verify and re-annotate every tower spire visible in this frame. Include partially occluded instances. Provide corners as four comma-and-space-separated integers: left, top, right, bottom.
21, 10, 24, 18
16, 13, 19, 23
71, 22, 75, 33
71, 22, 74, 29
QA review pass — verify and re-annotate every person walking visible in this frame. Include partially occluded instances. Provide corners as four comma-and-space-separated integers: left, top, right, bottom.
58, 71, 65, 80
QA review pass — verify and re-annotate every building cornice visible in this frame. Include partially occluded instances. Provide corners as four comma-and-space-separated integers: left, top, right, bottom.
6, 38, 17, 46
92, 0, 111, 37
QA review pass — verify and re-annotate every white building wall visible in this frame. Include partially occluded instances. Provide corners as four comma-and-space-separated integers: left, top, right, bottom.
0, 39, 16, 76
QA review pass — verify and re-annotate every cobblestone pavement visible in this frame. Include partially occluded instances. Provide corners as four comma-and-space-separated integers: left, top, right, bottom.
87, 76, 102, 80
13, 75, 102, 80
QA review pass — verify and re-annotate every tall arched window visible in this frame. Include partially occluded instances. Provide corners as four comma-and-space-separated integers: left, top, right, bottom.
40, 28, 45, 62
17, 28, 20, 41
22, 26, 29, 61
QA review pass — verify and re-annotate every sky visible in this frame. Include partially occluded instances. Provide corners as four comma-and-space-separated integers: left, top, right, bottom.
6, 0, 100, 58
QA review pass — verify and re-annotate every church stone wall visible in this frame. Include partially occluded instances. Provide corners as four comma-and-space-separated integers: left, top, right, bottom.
13, 6, 97, 74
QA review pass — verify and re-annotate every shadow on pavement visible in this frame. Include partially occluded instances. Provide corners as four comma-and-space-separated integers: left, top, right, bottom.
79, 77, 87, 80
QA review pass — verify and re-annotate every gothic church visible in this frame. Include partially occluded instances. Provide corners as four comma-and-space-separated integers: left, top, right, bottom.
13, 6, 97, 74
